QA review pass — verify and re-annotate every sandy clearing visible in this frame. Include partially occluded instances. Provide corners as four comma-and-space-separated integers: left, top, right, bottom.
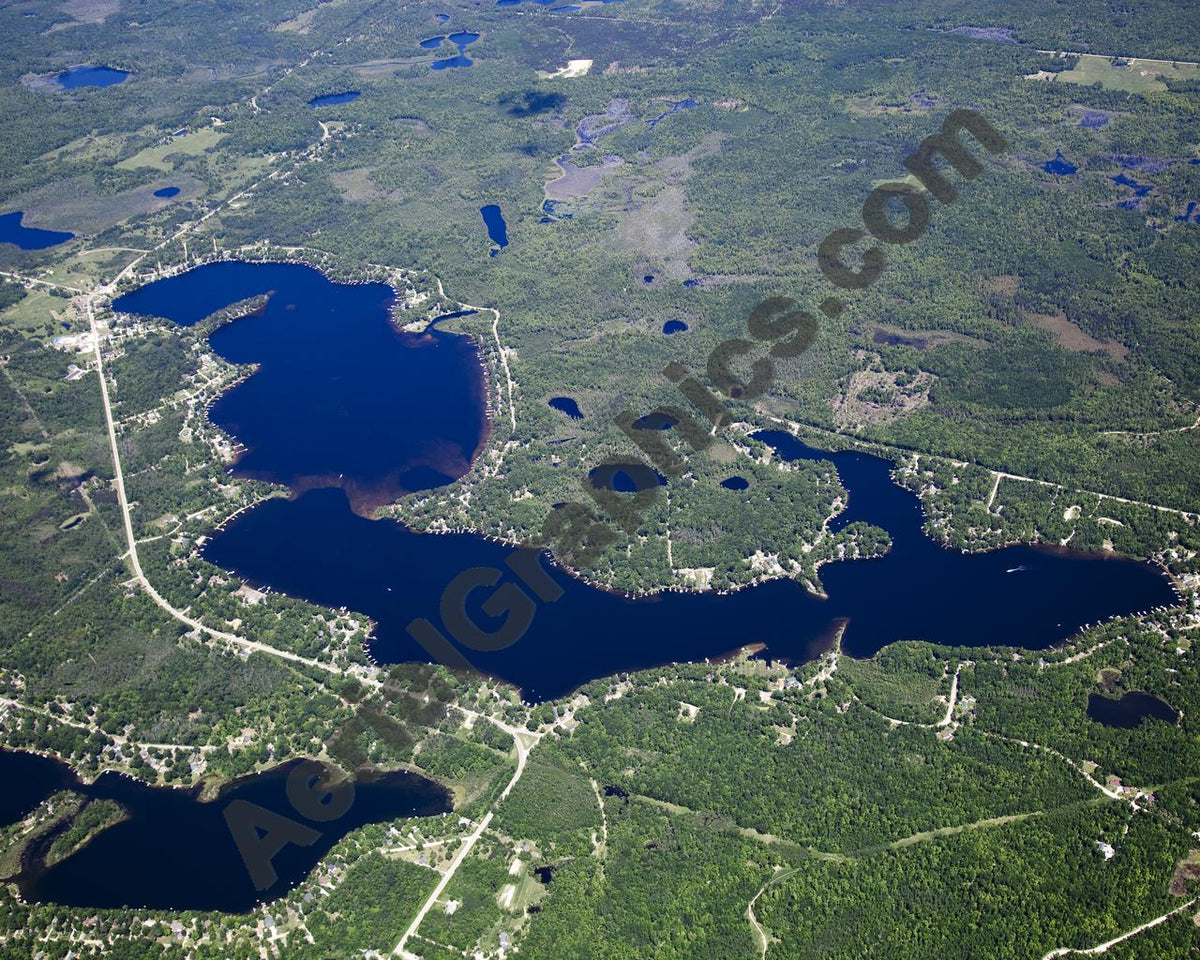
538, 59, 593, 79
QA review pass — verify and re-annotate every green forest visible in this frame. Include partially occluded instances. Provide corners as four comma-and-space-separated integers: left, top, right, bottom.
2, 0, 1200, 956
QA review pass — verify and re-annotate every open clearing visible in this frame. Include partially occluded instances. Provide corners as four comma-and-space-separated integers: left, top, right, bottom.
545, 156, 625, 200
47, 0, 120, 31
538, 59, 594, 79
274, 0, 355, 34
1026, 310, 1128, 360
116, 128, 226, 171
1030, 54, 1200, 93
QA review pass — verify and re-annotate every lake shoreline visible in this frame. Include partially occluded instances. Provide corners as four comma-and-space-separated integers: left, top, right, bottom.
0, 746, 455, 912
113, 254, 1183, 705
0, 743, 453, 813
112, 249, 497, 518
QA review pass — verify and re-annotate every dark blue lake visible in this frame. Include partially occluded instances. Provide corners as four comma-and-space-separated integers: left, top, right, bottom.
0, 749, 75, 826
428, 30, 479, 69
153, 186, 181, 199
480, 204, 509, 249
752, 430, 1175, 656
632, 411, 675, 430
308, 90, 360, 107
721, 476, 750, 491
112, 262, 486, 514
206, 420, 1177, 699
1043, 149, 1077, 176
0, 211, 73, 250
431, 55, 472, 70
57, 65, 129, 89
1087, 691, 1178, 728
590, 463, 668, 492
118, 262, 1179, 703
549, 396, 583, 420
662, 319, 688, 334
1, 749, 450, 911
204, 488, 837, 702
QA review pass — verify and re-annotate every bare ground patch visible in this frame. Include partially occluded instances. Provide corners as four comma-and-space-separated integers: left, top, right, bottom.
871, 325, 982, 350
395, 117, 433, 137
845, 95, 933, 117
537, 59, 593, 79
609, 184, 695, 279
275, 0, 355, 34
545, 156, 625, 200
47, 0, 119, 31
350, 58, 430, 77
603, 133, 723, 278
331, 168, 383, 202
1170, 850, 1200, 896
1026, 310, 1128, 360
832, 361, 934, 430
985, 274, 1019, 295
655, 132, 724, 182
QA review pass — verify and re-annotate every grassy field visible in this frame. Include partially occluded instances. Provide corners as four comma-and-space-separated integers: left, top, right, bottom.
0, 286, 78, 339
115, 127, 226, 171
1038, 53, 1200, 93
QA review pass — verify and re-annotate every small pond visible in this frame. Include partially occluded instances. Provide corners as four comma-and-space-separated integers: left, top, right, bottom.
632, 411, 675, 430
1043, 149, 1077, 176
1087, 691, 1179, 729
480, 204, 509, 250
308, 90, 360, 107
429, 309, 478, 327
58, 66, 130, 89
1112, 173, 1153, 197
428, 31, 480, 69
588, 463, 668, 493
549, 397, 583, 420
